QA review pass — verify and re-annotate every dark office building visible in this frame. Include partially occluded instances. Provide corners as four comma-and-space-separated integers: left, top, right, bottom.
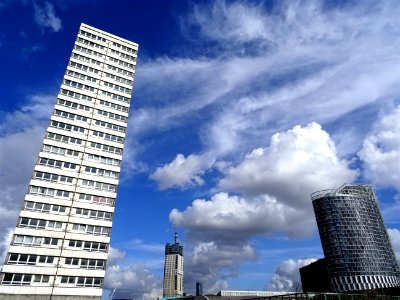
312, 184, 400, 292
300, 258, 331, 293
196, 282, 203, 296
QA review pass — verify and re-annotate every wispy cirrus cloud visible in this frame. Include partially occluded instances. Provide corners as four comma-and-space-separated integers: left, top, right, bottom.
33, 2, 62, 33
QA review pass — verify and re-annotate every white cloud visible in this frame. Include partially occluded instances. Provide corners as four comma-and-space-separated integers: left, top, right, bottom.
192, 0, 268, 44
170, 123, 356, 289
267, 258, 317, 291
129, 0, 400, 186
105, 247, 162, 300
388, 228, 400, 260
150, 154, 205, 189
358, 105, 400, 189
184, 241, 256, 295
171, 192, 313, 240
33, 2, 62, 33
0, 94, 53, 234
0, 228, 14, 269
219, 122, 358, 208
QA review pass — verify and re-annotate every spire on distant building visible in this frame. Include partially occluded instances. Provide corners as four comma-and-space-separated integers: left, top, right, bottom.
163, 225, 184, 297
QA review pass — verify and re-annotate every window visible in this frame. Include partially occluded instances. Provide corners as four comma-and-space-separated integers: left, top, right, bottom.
102, 80, 131, 94
69, 60, 99, 74
98, 99, 129, 113
67, 240, 107, 252
111, 41, 136, 54
60, 88, 93, 101
54, 109, 89, 122
108, 56, 134, 69
64, 257, 105, 269
43, 237, 59, 246
110, 48, 136, 61
38, 157, 77, 170
104, 72, 132, 85
74, 45, 103, 59
92, 130, 124, 143
94, 119, 126, 132
77, 193, 115, 206
80, 180, 116, 192
19, 218, 46, 229
2, 273, 32, 285
65, 257, 80, 266
87, 153, 120, 166
38, 256, 54, 264
79, 29, 107, 43
84, 166, 119, 179
77, 36, 105, 49
13, 235, 43, 246
89, 142, 123, 155
68, 240, 83, 248
29, 186, 70, 198
19, 218, 63, 230
50, 120, 85, 134
57, 98, 91, 111
25, 201, 68, 213
75, 208, 112, 220
47, 221, 63, 229
71, 223, 110, 236
33, 171, 74, 184
33, 275, 50, 283
61, 276, 76, 284
83, 241, 107, 252
101, 90, 130, 103
46, 132, 82, 145
96, 109, 127, 123
8, 253, 37, 265
71, 52, 101, 65
107, 64, 134, 77
76, 277, 102, 287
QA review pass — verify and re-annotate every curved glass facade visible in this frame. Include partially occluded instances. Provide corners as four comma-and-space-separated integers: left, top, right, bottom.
312, 184, 400, 292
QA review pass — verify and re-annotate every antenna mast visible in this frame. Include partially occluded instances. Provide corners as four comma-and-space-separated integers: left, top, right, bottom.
174, 224, 178, 244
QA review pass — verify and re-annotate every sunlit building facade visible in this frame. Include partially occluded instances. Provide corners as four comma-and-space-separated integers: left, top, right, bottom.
0, 23, 138, 299
312, 184, 400, 292
163, 230, 184, 297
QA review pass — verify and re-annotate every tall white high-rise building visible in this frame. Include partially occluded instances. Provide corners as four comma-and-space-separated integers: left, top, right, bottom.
0, 23, 138, 299
163, 228, 184, 298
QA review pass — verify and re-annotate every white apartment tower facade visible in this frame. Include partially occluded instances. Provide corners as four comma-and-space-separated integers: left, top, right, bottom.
163, 229, 184, 297
0, 24, 138, 299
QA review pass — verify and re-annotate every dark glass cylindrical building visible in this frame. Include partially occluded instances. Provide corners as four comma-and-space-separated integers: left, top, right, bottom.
312, 184, 400, 292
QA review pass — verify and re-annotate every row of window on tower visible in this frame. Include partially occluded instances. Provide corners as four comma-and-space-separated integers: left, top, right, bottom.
71, 52, 134, 78
79, 29, 137, 54
1, 273, 103, 287
12, 235, 108, 251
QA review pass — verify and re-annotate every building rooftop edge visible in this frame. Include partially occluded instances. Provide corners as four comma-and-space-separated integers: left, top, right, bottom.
80, 23, 139, 47
310, 183, 372, 201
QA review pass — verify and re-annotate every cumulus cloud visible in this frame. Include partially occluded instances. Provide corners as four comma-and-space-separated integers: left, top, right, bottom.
33, 2, 62, 32
150, 154, 205, 189
219, 122, 358, 207
105, 247, 162, 300
170, 123, 356, 290
358, 106, 400, 189
184, 241, 256, 294
267, 258, 317, 291
171, 123, 357, 240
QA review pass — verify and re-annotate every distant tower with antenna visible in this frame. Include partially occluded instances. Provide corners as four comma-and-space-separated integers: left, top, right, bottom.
163, 225, 184, 297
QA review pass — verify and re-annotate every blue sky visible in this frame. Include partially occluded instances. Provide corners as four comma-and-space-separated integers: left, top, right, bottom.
1, 0, 400, 299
